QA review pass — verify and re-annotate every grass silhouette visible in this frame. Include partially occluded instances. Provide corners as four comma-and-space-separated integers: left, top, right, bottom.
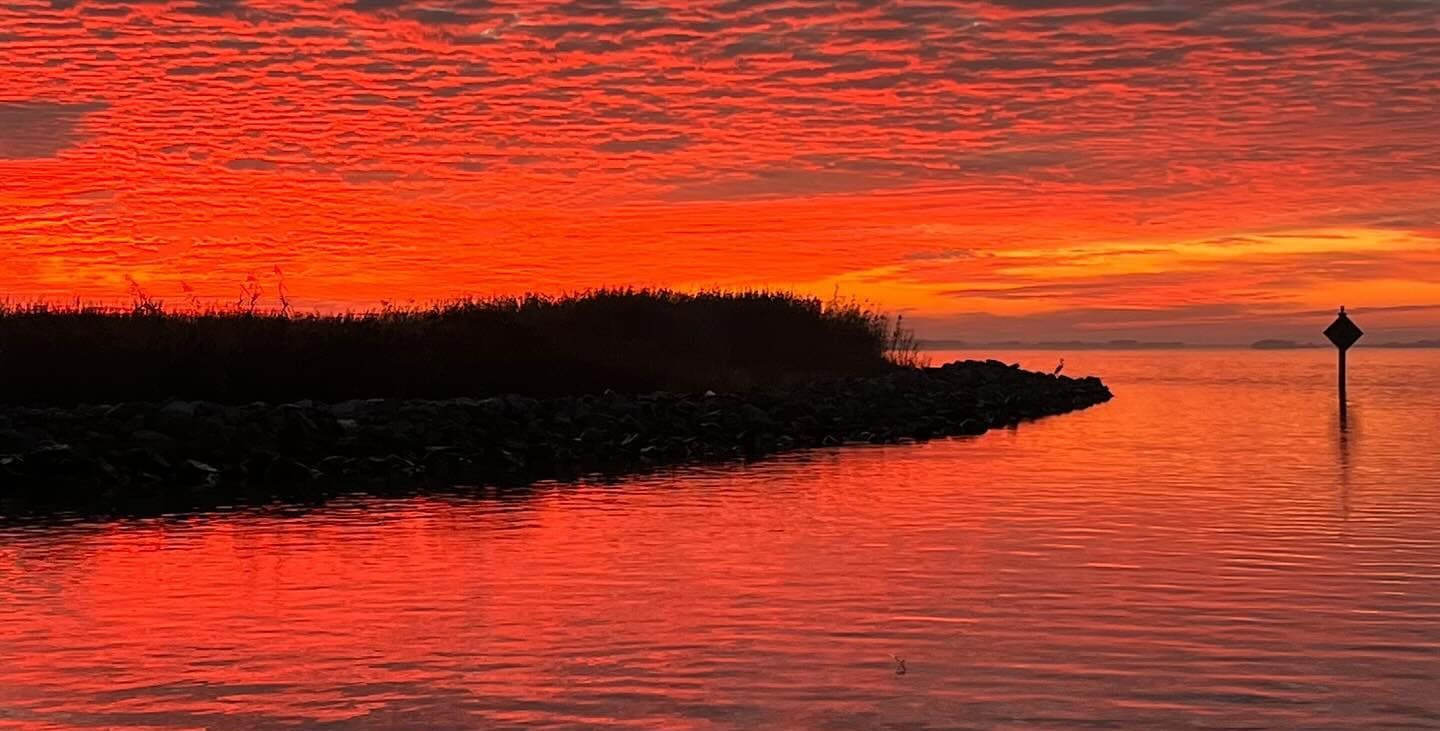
0, 289, 921, 406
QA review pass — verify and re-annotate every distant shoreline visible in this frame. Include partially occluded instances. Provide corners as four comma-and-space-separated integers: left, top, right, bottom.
920, 340, 1185, 351
919, 341, 1440, 351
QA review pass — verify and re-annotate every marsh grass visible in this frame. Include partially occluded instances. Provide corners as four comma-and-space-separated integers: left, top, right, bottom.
0, 289, 922, 405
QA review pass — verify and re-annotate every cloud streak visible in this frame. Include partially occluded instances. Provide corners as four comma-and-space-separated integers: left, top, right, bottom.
0, 0, 1437, 340
0, 101, 107, 159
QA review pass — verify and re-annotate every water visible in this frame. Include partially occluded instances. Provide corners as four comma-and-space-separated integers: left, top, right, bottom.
2, 349, 1439, 730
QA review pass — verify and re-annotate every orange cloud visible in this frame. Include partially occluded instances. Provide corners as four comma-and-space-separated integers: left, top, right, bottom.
1, 0, 1437, 341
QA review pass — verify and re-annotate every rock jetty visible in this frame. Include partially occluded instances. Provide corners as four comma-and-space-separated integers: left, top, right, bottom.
0, 360, 1111, 511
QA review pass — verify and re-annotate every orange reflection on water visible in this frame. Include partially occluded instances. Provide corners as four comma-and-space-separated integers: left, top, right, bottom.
2, 350, 1440, 728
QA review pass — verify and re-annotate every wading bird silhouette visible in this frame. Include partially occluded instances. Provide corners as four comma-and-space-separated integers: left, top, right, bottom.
1053, 358, 1065, 376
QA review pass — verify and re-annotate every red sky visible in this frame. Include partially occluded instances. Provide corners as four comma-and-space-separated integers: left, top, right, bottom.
2, 0, 1438, 342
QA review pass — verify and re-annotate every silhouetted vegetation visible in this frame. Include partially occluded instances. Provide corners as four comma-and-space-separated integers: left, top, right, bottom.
0, 289, 922, 406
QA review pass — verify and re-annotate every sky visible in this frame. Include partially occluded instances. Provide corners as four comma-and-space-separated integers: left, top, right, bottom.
2, 0, 1438, 343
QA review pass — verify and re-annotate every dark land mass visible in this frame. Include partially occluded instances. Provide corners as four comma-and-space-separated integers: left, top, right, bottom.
1371, 340, 1440, 348
1251, 339, 1326, 350
0, 361, 1111, 515
1252, 339, 1440, 349
0, 291, 1111, 515
0, 289, 917, 406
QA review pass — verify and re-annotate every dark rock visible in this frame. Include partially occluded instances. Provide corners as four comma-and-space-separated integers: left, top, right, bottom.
276, 406, 320, 453
0, 454, 23, 484
22, 443, 93, 484
266, 458, 319, 484
118, 447, 173, 477
318, 455, 357, 477
0, 428, 33, 453
177, 459, 220, 487
421, 447, 467, 478
0, 360, 1111, 509
956, 419, 988, 436
131, 429, 177, 455
161, 400, 199, 418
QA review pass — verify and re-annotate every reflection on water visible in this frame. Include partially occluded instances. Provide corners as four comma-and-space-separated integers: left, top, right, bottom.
2, 349, 1440, 730
1337, 403, 1353, 523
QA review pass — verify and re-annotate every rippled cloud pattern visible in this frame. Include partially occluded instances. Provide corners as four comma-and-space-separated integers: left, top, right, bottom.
2, 0, 1438, 340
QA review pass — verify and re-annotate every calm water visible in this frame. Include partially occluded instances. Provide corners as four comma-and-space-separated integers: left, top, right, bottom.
3, 350, 1440, 730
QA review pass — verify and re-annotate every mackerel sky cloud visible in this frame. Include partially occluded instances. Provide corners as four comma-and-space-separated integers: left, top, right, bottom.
2, 0, 1437, 341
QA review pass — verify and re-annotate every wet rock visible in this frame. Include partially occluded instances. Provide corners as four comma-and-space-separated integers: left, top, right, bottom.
177, 459, 220, 487
21, 443, 93, 485
0, 360, 1111, 508
266, 458, 319, 484
131, 429, 177, 455
0, 428, 32, 453
317, 455, 357, 477
119, 447, 172, 477
956, 419, 988, 436
161, 400, 199, 418
276, 406, 320, 452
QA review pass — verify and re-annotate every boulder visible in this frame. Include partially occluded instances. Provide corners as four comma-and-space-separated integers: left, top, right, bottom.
0, 360, 1112, 508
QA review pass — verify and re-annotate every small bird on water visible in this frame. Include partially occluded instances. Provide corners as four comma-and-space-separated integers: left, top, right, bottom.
891, 654, 907, 675
1053, 358, 1065, 375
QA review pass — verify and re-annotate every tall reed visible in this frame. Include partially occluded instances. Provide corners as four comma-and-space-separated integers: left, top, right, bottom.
0, 289, 921, 405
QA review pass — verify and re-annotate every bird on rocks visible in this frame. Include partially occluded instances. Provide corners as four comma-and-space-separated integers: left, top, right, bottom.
1052, 358, 1065, 376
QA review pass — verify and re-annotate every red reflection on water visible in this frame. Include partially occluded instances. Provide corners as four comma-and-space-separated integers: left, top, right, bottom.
2, 351, 1440, 729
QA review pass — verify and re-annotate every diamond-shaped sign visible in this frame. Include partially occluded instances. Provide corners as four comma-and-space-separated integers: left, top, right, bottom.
1324, 308, 1363, 351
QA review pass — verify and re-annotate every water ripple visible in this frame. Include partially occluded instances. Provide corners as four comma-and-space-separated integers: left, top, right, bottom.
2, 350, 1440, 728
